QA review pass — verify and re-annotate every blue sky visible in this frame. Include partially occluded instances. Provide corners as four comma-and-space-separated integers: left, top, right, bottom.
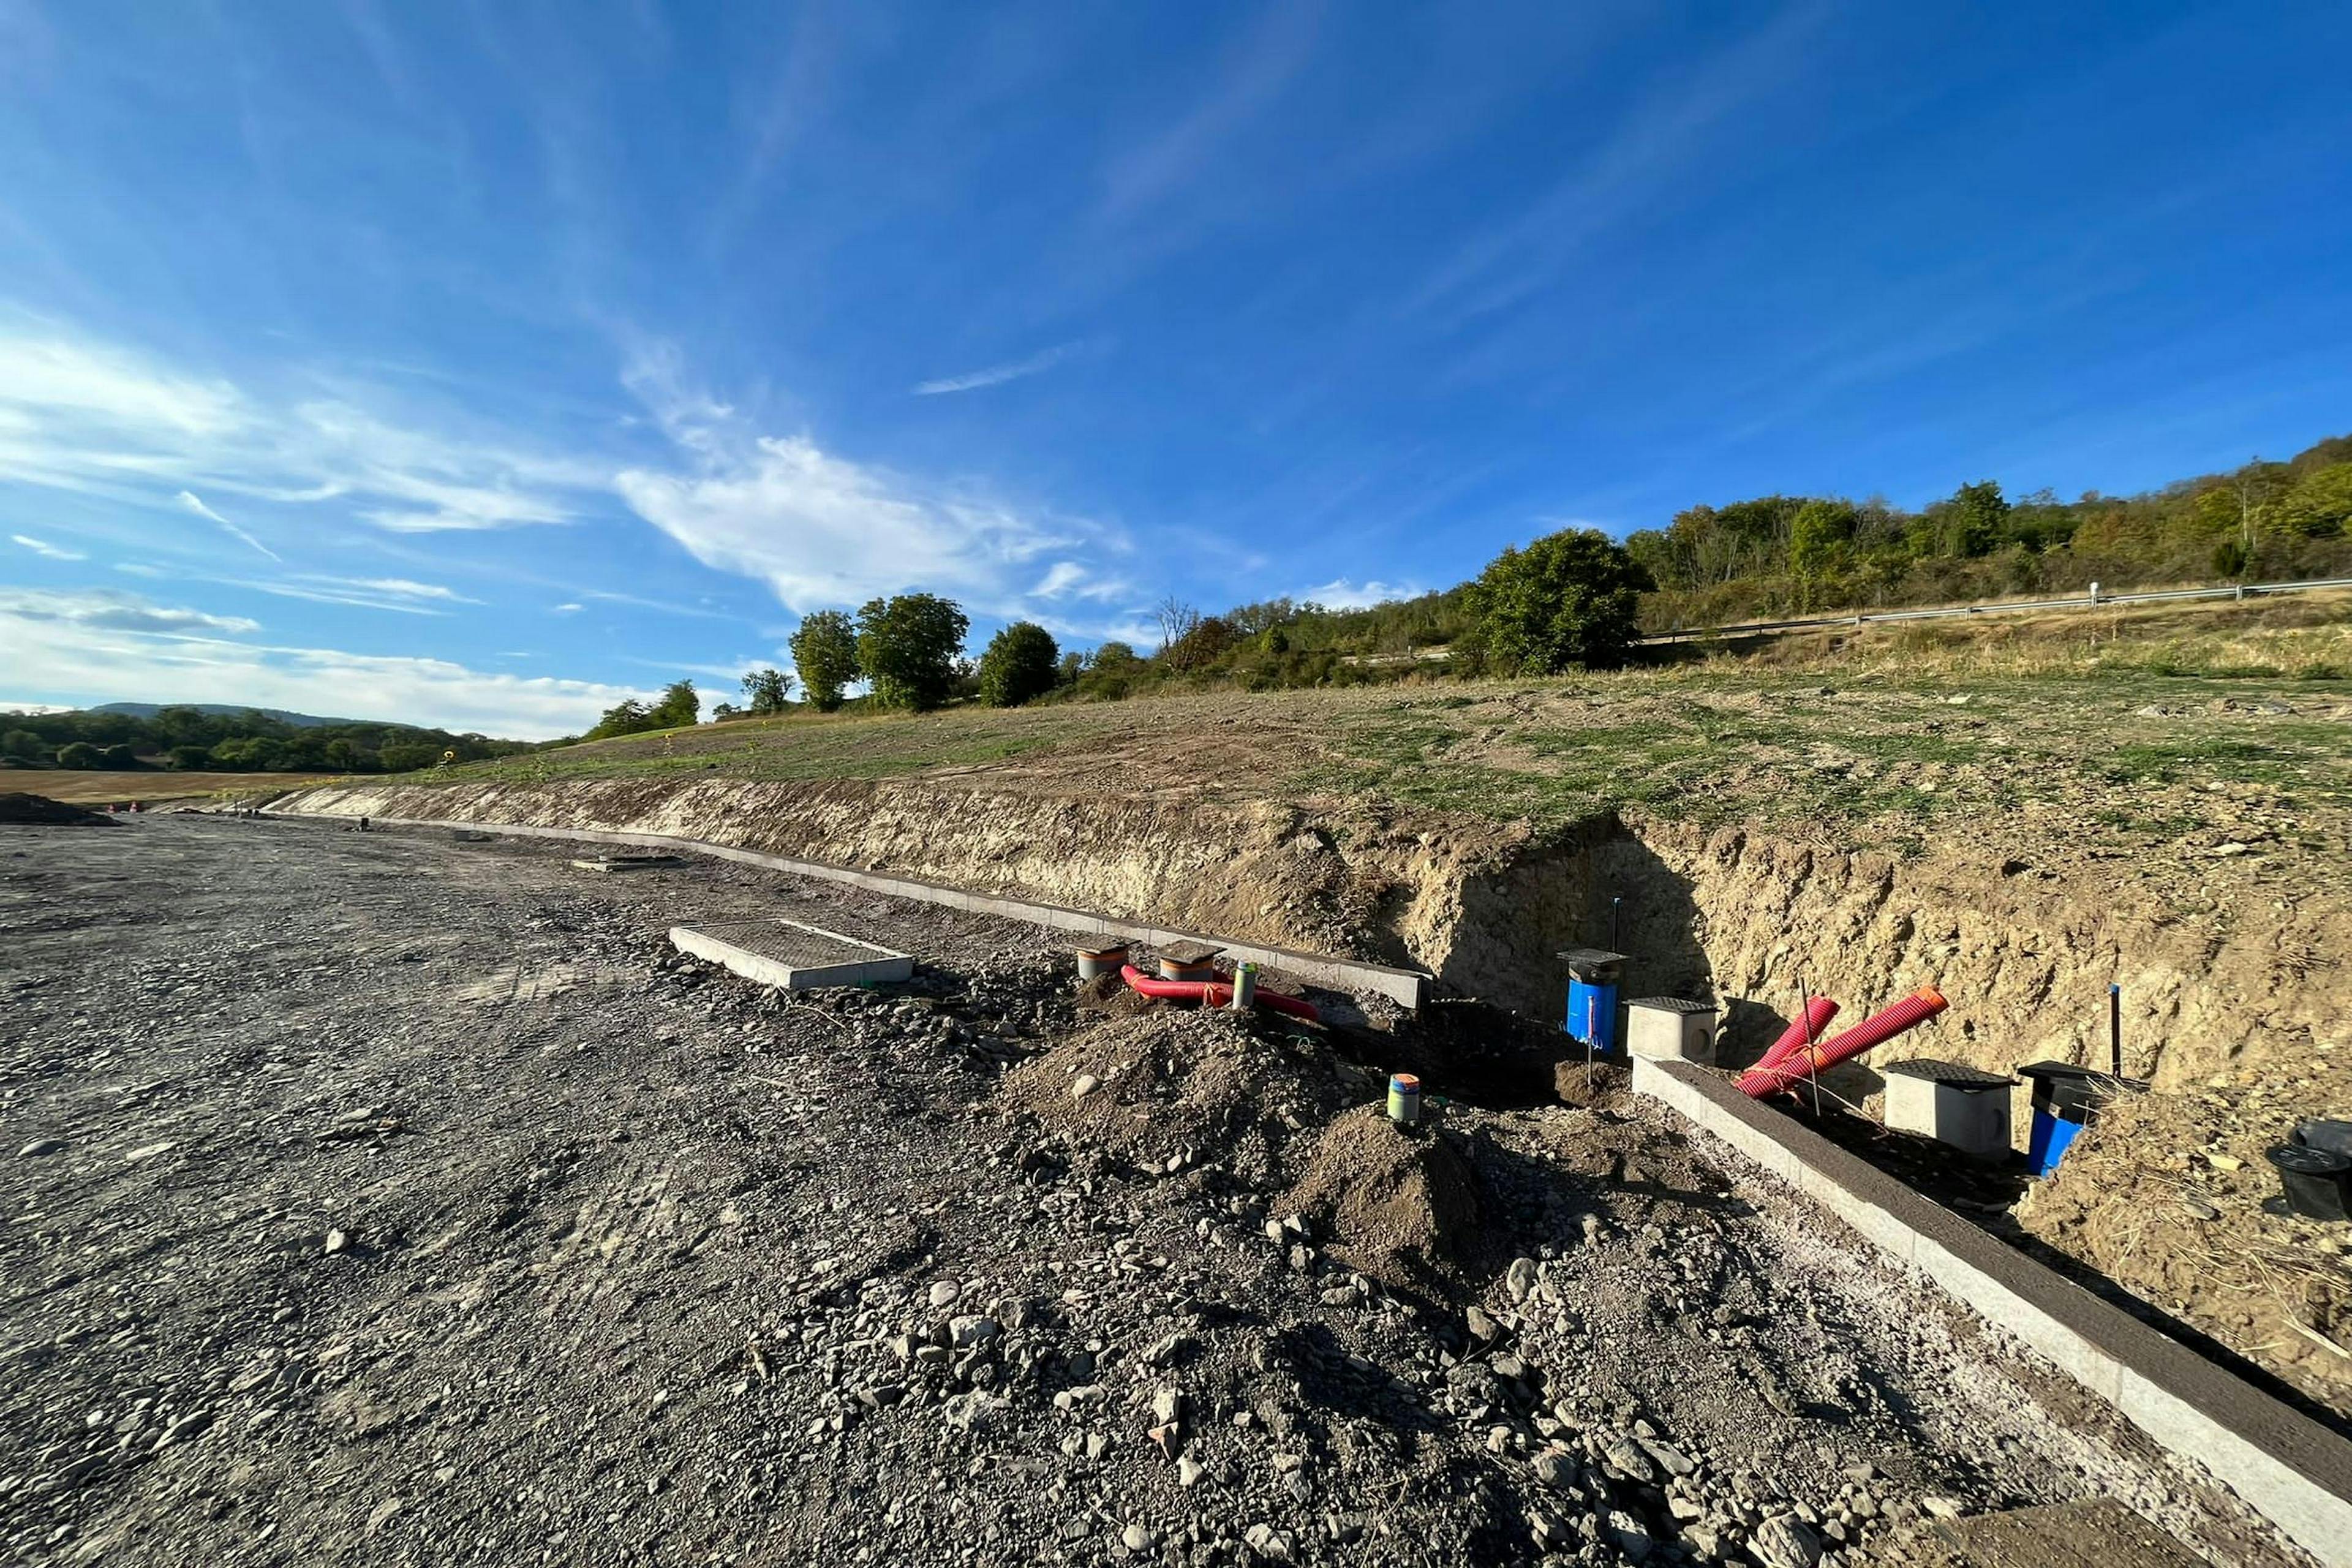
2, 1, 2347, 737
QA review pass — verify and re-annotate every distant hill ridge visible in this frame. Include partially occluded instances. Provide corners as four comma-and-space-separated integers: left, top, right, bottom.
89, 702, 358, 728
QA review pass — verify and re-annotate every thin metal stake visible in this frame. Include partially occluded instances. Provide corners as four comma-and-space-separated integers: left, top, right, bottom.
2109, 982, 2122, 1077
1800, 972, 1823, 1118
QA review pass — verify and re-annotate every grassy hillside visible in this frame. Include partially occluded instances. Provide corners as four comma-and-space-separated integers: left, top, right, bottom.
413, 592, 2351, 872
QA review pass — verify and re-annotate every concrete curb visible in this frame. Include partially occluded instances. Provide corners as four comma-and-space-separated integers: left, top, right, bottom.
267, 809, 1430, 1008
1632, 1057, 2352, 1567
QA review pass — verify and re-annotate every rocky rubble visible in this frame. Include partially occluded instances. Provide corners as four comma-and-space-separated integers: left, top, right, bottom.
0, 818, 2310, 1567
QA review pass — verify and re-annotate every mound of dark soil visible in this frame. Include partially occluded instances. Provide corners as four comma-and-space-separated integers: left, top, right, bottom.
1550, 1058, 1629, 1109
997, 1009, 1354, 1185
1281, 1104, 1481, 1294
1070, 970, 1155, 1018
0, 793, 119, 827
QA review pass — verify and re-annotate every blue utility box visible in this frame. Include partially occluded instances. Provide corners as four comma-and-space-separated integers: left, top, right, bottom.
2018, 1061, 2145, 1177
1558, 948, 1628, 1057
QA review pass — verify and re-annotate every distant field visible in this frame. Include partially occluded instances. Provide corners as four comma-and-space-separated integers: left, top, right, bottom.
0, 770, 326, 805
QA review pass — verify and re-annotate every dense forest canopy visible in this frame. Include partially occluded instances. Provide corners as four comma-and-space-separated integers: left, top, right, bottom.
0, 704, 538, 774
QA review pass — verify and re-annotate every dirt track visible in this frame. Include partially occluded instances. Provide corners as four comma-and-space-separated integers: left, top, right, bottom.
0, 819, 2309, 1566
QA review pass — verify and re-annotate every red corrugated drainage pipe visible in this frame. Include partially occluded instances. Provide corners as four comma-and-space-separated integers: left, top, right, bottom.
1736, 985, 1947, 1099
1120, 964, 1319, 1022
1755, 997, 1841, 1072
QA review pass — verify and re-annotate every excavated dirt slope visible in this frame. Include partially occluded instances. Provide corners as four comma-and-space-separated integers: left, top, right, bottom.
273, 775, 2350, 1095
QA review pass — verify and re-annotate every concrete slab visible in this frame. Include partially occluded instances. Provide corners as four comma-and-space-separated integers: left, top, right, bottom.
669, 917, 912, 990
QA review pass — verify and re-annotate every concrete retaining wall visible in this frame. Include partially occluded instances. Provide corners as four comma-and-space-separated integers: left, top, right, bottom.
271, 809, 1430, 1008
1632, 1057, 2352, 1567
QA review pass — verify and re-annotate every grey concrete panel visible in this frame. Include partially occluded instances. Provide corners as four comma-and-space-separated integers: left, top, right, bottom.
670, 917, 913, 991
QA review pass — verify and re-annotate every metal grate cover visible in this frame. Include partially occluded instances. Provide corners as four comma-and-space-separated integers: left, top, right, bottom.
669, 917, 912, 990
1626, 996, 1716, 1014
1883, 1057, 2012, 1088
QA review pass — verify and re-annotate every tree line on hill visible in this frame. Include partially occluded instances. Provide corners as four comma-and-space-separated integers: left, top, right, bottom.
586, 430, 2352, 740
584, 529, 1651, 736
0, 706, 540, 774
40, 431, 2340, 771
1627, 432, 2352, 628
581, 592, 1069, 736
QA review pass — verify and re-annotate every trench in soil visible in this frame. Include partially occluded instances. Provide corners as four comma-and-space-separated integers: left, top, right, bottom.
270, 774, 2352, 1422
272, 773, 2346, 1090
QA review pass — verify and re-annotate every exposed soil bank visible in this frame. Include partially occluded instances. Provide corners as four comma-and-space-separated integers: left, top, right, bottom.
274, 777, 2350, 1096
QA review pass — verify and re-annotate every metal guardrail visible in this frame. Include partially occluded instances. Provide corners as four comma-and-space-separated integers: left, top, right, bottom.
1639, 576, 2352, 645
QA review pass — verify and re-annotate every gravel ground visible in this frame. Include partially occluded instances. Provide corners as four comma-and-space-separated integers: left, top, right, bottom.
0, 819, 2307, 1567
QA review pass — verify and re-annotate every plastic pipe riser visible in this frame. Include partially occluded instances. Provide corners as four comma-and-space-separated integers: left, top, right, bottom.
1737, 986, 1948, 1099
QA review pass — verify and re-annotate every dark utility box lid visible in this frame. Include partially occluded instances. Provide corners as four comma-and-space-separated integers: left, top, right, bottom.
1883, 1058, 2013, 1089
2017, 1060, 2148, 1120
1626, 997, 1716, 1015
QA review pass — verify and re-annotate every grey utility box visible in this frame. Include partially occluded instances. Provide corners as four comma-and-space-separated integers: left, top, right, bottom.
1883, 1058, 2013, 1158
1624, 997, 1717, 1065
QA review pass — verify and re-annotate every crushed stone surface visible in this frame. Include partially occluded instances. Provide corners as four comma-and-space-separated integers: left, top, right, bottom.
0, 818, 2309, 1567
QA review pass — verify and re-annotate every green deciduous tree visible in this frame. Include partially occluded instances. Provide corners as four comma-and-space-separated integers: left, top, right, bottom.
1942, 481, 2011, 558
1463, 527, 1653, 674
855, 594, 968, 711
55, 741, 101, 769
587, 698, 652, 739
1788, 499, 1857, 578
2278, 463, 2352, 539
739, 666, 794, 714
790, 610, 861, 712
976, 622, 1060, 707
649, 680, 699, 729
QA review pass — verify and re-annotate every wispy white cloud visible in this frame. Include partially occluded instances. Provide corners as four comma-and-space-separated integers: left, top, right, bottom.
615, 344, 1122, 620
10, 532, 85, 561
579, 587, 734, 620
0, 586, 260, 636
176, 489, 283, 561
1029, 560, 1134, 603
0, 587, 641, 739
550, 601, 585, 614
1297, 576, 1423, 610
614, 655, 765, 684
331, 575, 479, 603
1100, 0, 1324, 219
913, 339, 1096, 396
1406, 3, 1828, 323
215, 576, 456, 617
0, 315, 601, 545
